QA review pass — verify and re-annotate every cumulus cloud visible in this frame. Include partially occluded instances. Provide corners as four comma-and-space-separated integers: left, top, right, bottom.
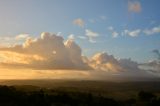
124, 29, 141, 37
88, 52, 144, 73
88, 52, 154, 78
0, 32, 91, 70
88, 52, 122, 72
143, 26, 160, 35
0, 32, 159, 78
85, 29, 99, 43
128, 1, 141, 13
89, 53, 158, 79
0, 32, 141, 73
73, 18, 85, 27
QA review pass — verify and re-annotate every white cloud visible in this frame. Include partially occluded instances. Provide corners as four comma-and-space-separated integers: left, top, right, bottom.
85, 29, 99, 37
78, 36, 87, 40
143, 26, 160, 35
68, 34, 75, 40
85, 29, 99, 43
124, 29, 141, 37
112, 32, 119, 38
15, 34, 29, 40
0, 36, 18, 46
108, 26, 119, 38
128, 1, 141, 13
73, 18, 85, 27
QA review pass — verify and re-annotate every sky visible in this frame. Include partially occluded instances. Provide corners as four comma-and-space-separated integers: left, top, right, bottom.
0, 0, 160, 80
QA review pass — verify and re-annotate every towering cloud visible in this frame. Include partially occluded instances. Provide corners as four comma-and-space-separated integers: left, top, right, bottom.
0, 32, 159, 78
0, 32, 91, 70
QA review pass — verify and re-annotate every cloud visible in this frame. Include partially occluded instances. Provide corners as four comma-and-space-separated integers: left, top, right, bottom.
65, 39, 90, 69
0, 32, 91, 70
108, 26, 119, 38
78, 36, 87, 40
15, 34, 29, 40
0, 32, 142, 73
0, 32, 159, 78
73, 18, 85, 27
0, 36, 18, 47
139, 50, 160, 76
128, 1, 141, 13
88, 52, 144, 73
112, 32, 119, 38
143, 26, 160, 35
118, 58, 140, 72
140, 60, 160, 75
87, 52, 154, 77
85, 29, 99, 43
0, 37, 12, 41
88, 52, 122, 72
124, 29, 141, 37
68, 34, 75, 40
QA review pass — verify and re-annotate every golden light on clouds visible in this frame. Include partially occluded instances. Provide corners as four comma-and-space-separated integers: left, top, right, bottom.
0, 69, 90, 80
0, 51, 45, 64
0, 32, 158, 79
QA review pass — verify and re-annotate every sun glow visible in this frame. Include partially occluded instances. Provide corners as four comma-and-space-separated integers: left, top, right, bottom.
0, 51, 44, 64
0, 68, 90, 80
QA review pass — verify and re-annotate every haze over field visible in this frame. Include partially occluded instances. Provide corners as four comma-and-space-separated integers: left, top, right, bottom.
0, 0, 160, 80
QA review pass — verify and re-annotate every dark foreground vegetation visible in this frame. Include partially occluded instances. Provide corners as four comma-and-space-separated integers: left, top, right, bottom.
0, 85, 160, 106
